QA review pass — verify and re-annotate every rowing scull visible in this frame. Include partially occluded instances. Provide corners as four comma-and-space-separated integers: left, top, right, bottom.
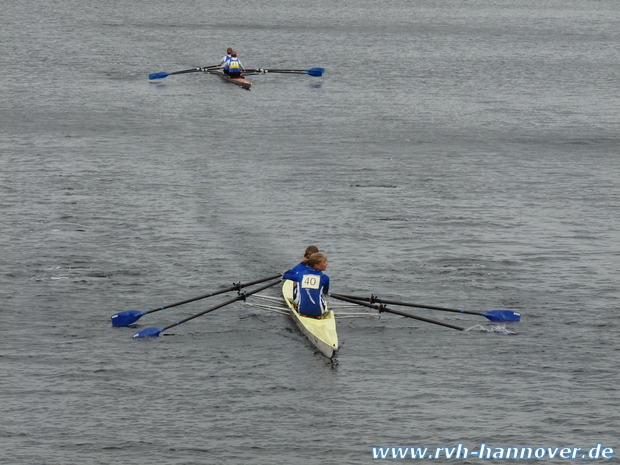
210, 69, 251, 90
282, 280, 339, 358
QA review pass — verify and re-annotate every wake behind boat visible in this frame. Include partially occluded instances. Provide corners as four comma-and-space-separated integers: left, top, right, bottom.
282, 279, 339, 358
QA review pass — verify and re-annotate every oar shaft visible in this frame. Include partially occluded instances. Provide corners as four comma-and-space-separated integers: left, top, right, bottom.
337, 294, 482, 317
169, 68, 201, 75
160, 279, 281, 332
244, 67, 323, 76
264, 69, 309, 72
382, 306, 466, 331
244, 68, 302, 72
144, 274, 281, 315
161, 295, 241, 331
170, 65, 219, 75
149, 65, 220, 80
330, 294, 466, 331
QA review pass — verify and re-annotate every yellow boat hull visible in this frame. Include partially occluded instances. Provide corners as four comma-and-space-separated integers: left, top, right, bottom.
282, 280, 339, 358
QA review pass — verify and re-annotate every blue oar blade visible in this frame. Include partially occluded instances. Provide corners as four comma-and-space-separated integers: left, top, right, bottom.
132, 327, 164, 339
482, 310, 521, 322
111, 310, 146, 327
149, 72, 170, 80
306, 67, 324, 77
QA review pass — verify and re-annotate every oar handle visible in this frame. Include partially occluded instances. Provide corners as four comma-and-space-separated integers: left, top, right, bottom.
330, 294, 466, 331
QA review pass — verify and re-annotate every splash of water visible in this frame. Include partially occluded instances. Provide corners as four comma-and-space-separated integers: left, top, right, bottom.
465, 324, 516, 335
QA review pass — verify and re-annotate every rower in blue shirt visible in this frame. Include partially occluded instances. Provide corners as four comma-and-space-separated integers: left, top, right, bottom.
222, 51, 245, 77
282, 253, 330, 317
284, 246, 320, 304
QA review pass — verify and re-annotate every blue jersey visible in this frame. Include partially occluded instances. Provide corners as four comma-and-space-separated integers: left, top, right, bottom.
225, 57, 243, 73
288, 263, 308, 274
283, 264, 330, 317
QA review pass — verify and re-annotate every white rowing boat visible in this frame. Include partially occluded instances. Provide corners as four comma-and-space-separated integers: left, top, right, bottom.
282, 280, 339, 358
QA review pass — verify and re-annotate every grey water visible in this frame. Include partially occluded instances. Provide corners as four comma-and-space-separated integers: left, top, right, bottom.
2, 0, 619, 464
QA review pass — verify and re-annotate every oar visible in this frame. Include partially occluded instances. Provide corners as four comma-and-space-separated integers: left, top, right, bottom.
330, 294, 466, 331
245, 67, 324, 77
133, 279, 281, 338
149, 65, 219, 80
335, 293, 520, 322
111, 274, 281, 326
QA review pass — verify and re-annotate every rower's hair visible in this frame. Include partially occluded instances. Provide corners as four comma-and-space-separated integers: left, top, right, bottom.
307, 253, 327, 268
300, 245, 319, 263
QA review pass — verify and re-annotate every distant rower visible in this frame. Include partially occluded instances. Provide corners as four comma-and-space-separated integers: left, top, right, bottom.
222, 51, 245, 77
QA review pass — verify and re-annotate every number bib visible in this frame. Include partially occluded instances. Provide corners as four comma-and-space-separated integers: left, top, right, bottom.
301, 274, 321, 290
